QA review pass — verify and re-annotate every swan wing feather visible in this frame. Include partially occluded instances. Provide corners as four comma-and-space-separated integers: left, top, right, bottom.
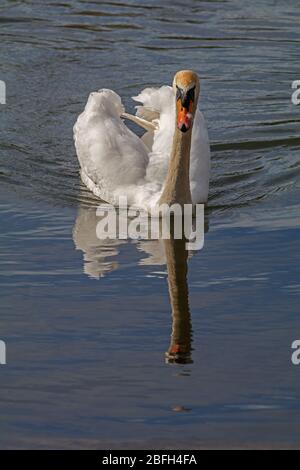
74, 89, 150, 204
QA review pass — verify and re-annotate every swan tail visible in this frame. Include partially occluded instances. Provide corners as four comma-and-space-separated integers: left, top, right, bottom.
132, 86, 174, 121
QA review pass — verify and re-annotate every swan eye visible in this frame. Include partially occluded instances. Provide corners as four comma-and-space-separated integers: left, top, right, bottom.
176, 86, 182, 102
186, 86, 195, 103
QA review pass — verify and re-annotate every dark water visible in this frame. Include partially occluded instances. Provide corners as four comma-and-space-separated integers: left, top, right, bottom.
0, 0, 300, 449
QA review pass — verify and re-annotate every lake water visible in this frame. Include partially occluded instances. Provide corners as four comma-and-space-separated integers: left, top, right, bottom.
0, 0, 300, 449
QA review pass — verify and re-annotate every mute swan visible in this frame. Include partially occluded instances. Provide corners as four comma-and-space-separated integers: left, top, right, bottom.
74, 70, 210, 211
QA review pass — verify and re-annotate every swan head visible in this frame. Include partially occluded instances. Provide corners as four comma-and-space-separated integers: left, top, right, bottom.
173, 70, 200, 133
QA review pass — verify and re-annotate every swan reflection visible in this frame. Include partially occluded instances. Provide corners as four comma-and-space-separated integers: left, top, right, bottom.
73, 205, 125, 278
73, 204, 209, 364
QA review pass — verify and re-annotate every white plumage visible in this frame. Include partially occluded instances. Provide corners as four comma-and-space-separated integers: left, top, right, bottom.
74, 84, 210, 210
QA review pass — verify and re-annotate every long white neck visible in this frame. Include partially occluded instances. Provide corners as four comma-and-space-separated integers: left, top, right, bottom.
159, 124, 193, 207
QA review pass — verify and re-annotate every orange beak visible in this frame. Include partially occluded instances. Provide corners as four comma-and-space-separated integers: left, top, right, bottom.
177, 97, 193, 133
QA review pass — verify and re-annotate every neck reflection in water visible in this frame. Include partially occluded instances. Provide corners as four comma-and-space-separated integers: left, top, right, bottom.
164, 233, 192, 365
73, 204, 209, 365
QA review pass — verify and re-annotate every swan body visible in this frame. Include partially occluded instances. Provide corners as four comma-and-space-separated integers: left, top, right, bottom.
74, 71, 210, 210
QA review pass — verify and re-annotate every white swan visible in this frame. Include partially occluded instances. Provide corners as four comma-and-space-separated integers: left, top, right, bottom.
74, 70, 210, 211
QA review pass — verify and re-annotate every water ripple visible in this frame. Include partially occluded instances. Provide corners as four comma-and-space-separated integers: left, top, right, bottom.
0, 0, 299, 216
